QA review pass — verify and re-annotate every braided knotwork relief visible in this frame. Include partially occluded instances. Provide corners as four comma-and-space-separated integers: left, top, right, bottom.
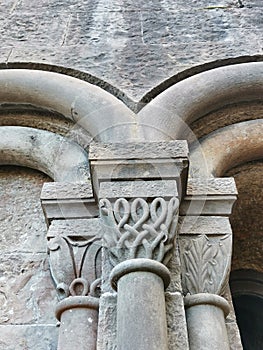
100, 197, 179, 266
179, 234, 232, 296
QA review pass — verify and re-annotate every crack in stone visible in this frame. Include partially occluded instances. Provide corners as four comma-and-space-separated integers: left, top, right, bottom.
61, 14, 73, 47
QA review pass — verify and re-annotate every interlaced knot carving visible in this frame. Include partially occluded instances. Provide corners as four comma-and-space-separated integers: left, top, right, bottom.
100, 197, 179, 266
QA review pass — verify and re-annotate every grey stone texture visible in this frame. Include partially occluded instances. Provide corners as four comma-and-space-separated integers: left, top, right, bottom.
0, 325, 58, 350
97, 291, 189, 350
185, 294, 230, 350
0, 1, 262, 349
0, 166, 58, 348
165, 292, 189, 350
97, 293, 117, 350
0, 126, 90, 182
0, 0, 262, 105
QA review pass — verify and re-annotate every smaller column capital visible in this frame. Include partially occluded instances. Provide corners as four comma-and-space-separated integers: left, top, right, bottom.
56, 295, 100, 321
184, 293, 230, 318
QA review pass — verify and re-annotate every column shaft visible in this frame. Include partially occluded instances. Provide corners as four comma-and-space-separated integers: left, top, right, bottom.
56, 296, 99, 350
185, 294, 230, 350
117, 271, 168, 350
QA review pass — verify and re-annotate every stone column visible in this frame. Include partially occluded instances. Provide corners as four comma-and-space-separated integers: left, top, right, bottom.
99, 181, 180, 350
111, 259, 170, 350
179, 178, 238, 350
179, 220, 232, 350
56, 295, 99, 350
41, 182, 102, 350
46, 218, 102, 350
184, 293, 230, 350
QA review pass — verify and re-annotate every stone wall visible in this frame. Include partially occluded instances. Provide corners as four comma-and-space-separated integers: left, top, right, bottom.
0, 166, 58, 349
0, 0, 262, 107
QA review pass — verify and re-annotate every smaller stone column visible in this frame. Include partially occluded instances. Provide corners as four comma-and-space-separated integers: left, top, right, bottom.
45, 217, 102, 350
184, 293, 230, 350
56, 295, 99, 350
178, 215, 233, 350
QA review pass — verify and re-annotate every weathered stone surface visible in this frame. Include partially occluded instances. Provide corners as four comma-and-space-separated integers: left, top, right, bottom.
0, 325, 58, 350
101, 248, 114, 293
89, 141, 188, 160
99, 180, 178, 199
166, 246, 182, 293
97, 292, 117, 350
186, 178, 237, 196
47, 218, 102, 237
115, 265, 169, 350
41, 182, 93, 200
226, 161, 263, 272
165, 292, 189, 350
0, 166, 50, 253
97, 291, 190, 350
223, 285, 242, 350
90, 141, 188, 198
178, 216, 232, 235
182, 178, 237, 216
41, 183, 97, 223
189, 101, 263, 141
185, 294, 230, 350
0, 252, 57, 325
190, 120, 263, 177
138, 63, 263, 142
226, 323, 243, 350
47, 218, 102, 300
0, 166, 58, 348
0, 126, 90, 182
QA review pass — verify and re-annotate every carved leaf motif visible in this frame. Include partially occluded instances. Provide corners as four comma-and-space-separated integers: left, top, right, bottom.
48, 234, 102, 299
100, 197, 179, 265
179, 234, 232, 295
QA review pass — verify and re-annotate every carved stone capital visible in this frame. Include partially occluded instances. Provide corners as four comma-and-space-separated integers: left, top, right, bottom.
178, 216, 232, 296
99, 180, 179, 267
47, 219, 102, 300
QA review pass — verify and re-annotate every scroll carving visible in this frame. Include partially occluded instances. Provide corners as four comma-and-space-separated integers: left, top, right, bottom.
179, 234, 232, 295
48, 233, 102, 300
100, 197, 179, 266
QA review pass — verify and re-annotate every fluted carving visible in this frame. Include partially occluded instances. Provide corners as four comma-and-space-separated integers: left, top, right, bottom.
179, 234, 232, 296
100, 197, 179, 266
48, 232, 102, 299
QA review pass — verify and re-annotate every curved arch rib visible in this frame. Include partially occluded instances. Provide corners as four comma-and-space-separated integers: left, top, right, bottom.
138, 62, 263, 141
0, 69, 136, 142
0, 126, 90, 182
189, 120, 263, 177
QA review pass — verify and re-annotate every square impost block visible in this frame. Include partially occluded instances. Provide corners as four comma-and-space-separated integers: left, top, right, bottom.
41, 182, 98, 226
180, 177, 237, 216
99, 180, 178, 201
89, 141, 189, 200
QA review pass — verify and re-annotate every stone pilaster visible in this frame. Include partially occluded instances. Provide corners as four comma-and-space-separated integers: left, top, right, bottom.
90, 141, 189, 350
